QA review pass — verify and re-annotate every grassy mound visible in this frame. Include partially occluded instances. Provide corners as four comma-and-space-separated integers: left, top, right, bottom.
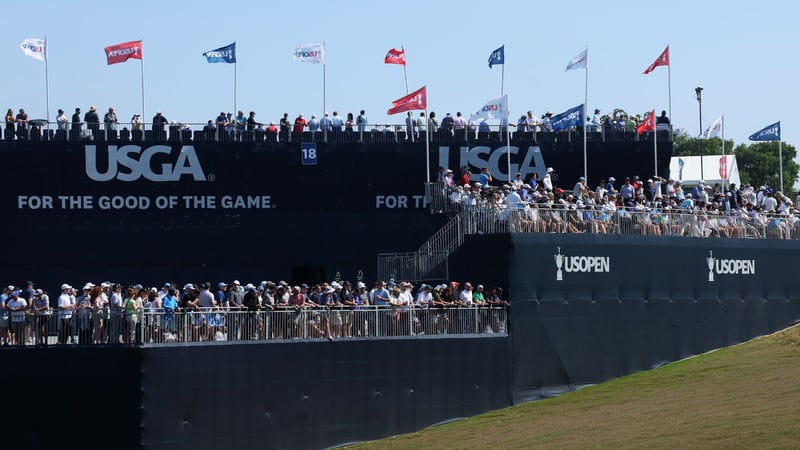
352, 324, 800, 449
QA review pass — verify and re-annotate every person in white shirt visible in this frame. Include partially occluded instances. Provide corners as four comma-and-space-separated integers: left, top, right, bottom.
56, 109, 68, 131
542, 167, 554, 192
57, 284, 74, 344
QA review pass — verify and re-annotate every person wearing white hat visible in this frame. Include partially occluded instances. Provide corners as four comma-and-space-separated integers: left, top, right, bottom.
542, 167, 554, 192
57, 283, 75, 344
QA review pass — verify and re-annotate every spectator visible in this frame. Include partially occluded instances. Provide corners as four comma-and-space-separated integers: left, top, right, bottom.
331, 111, 344, 132
132, 114, 143, 131
293, 114, 307, 133
104, 107, 118, 138
345, 112, 354, 132
15, 108, 29, 139
85, 106, 100, 139
356, 110, 367, 133
56, 109, 68, 131
308, 114, 319, 132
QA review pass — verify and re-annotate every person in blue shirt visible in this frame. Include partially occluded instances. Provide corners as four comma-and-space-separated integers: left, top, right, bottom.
479, 167, 492, 188
372, 281, 391, 336
308, 115, 320, 132
478, 119, 490, 133
331, 111, 344, 133
320, 112, 332, 132
161, 288, 178, 335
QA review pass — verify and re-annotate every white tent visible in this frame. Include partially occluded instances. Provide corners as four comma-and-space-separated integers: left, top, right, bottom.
669, 155, 741, 188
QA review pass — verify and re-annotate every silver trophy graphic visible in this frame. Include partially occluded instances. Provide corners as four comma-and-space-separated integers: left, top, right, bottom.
707, 250, 715, 282
554, 247, 564, 281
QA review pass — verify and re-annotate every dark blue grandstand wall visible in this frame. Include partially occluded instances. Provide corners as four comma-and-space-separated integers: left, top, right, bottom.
492, 232, 800, 402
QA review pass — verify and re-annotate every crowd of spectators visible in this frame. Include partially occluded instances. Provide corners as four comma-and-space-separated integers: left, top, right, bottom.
3, 103, 669, 143
438, 165, 799, 239
0, 279, 508, 347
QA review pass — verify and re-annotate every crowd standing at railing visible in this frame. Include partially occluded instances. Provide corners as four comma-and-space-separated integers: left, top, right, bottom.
2, 102, 669, 144
433, 165, 799, 240
0, 279, 508, 347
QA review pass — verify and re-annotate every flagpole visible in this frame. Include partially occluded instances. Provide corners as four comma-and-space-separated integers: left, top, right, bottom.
653, 112, 658, 179
234, 42, 237, 118
323, 41, 327, 143
425, 105, 430, 183
779, 139, 784, 193
140, 39, 146, 124
667, 52, 672, 138
402, 46, 409, 95
721, 115, 726, 191
501, 43, 505, 96
506, 94, 512, 183
583, 46, 588, 182
44, 37, 50, 127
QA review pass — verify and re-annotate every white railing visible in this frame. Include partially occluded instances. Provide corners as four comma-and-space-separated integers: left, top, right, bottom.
0, 305, 508, 347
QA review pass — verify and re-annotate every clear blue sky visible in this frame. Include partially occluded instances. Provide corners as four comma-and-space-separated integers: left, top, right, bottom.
2, 1, 796, 177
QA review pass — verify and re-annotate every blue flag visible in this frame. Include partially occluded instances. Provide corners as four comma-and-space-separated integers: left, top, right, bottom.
488, 45, 504, 68
203, 42, 236, 63
748, 121, 780, 141
550, 104, 584, 131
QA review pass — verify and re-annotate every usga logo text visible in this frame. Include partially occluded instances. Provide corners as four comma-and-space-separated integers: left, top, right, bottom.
554, 247, 610, 281
85, 145, 206, 182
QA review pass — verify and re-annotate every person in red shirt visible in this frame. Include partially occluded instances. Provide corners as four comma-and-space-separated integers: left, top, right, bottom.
293, 114, 307, 133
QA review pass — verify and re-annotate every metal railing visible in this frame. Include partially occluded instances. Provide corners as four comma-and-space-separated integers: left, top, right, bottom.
377, 201, 799, 281
0, 305, 508, 347
1, 121, 673, 145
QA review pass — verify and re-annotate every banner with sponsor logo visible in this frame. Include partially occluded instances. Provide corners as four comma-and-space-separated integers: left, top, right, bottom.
20, 38, 46, 62
748, 121, 780, 141
387, 86, 426, 115
104, 40, 143, 65
469, 95, 508, 122
293, 42, 325, 64
550, 104, 584, 131
203, 42, 236, 64
384, 47, 406, 65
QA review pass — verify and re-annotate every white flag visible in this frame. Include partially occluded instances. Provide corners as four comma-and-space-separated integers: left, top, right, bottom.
469, 95, 508, 122
702, 115, 724, 139
565, 48, 587, 71
20, 38, 46, 62
293, 42, 325, 64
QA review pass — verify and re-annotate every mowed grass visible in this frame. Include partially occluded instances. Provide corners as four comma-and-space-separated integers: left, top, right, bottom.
352, 324, 800, 449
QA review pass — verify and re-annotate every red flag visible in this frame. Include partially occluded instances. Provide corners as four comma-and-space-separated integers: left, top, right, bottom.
636, 110, 656, 135
384, 48, 406, 66
387, 86, 426, 115
643, 45, 669, 74
104, 40, 143, 65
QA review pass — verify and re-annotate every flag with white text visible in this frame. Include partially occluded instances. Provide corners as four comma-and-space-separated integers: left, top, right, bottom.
643, 46, 669, 74
550, 104, 584, 131
104, 40, 142, 65
387, 86, 427, 115
384, 48, 406, 65
203, 42, 236, 63
565, 49, 587, 71
469, 95, 508, 122
748, 121, 780, 141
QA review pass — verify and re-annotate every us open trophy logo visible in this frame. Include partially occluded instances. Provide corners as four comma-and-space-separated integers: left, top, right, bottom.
554, 247, 564, 281
707, 250, 716, 282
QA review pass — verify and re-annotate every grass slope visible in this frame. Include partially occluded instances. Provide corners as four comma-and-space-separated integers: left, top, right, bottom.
353, 325, 800, 449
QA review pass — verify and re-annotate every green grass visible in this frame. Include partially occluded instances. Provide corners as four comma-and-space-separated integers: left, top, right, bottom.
352, 325, 800, 449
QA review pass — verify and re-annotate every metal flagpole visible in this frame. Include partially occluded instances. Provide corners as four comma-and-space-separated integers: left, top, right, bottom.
653, 112, 658, 178
501, 47, 505, 97
234, 45, 237, 118
506, 95, 512, 183
779, 139, 784, 193
44, 37, 50, 125
721, 115, 726, 191
667, 52, 672, 138
402, 46, 409, 95
425, 105, 430, 183
140, 39, 146, 122
583, 46, 588, 182
323, 41, 327, 143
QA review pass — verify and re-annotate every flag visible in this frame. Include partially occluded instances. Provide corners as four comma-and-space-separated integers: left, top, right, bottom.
749, 121, 781, 141
104, 40, 142, 65
702, 115, 723, 139
636, 110, 656, 135
20, 38, 46, 62
488, 45, 504, 68
469, 95, 508, 122
387, 86, 426, 115
203, 42, 236, 63
565, 49, 587, 71
550, 104, 584, 131
294, 42, 325, 64
643, 45, 669, 74
384, 48, 406, 65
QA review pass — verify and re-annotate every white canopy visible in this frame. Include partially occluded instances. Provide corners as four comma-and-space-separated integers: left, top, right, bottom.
669, 155, 741, 188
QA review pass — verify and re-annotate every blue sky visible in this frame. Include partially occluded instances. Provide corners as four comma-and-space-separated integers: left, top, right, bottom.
2, 1, 795, 165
